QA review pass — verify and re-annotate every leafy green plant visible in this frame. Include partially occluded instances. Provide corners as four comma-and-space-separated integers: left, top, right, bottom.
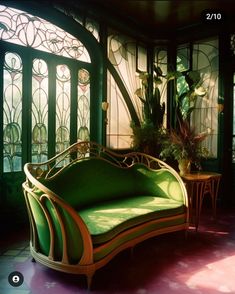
131, 65, 208, 160
175, 70, 207, 122
134, 65, 166, 128
159, 68, 209, 167
131, 66, 168, 156
160, 117, 210, 169
131, 120, 167, 156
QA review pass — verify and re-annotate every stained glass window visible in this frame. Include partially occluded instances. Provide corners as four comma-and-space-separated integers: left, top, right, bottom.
1, 6, 92, 173
192, 38, 218, 157
154, 48, 168, 126
55, 6, 100, 42
0, 5, 91, 63
136, 45, 147, 72
107, 32, 144, 148
177, 45, 190, 72
32, 59, 48, 163
77, 68, 90, 141
107, 70, 132, 148
3, 52, 22, 172
56, 65, 71, 154
177, 38, 219, 158
231, 34, 235, 56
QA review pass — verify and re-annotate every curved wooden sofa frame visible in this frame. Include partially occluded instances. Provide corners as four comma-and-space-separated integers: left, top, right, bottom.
22, 141, 189, 289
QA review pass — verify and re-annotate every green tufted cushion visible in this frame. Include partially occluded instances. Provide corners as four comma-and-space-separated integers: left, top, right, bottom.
79, 195, 185, 245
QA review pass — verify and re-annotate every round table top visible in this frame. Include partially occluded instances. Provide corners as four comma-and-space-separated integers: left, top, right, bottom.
181, 171, 222, 181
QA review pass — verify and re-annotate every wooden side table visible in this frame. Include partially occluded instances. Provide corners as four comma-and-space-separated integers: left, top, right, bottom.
181, 172, 221, 231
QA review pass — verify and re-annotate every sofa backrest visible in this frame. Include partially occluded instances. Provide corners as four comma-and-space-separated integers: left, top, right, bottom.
42, 158, 184, 209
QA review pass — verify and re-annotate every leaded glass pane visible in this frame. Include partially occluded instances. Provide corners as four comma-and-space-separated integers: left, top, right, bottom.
55, 6, 100, 42
32, 59, 48, 163
177, 38, 218, 158
0, 5, 91, 62
231, 34, 235, 56
107, 32, 143, 148
137, 45, 147, 72
56, 64, 70, 154
192, 38, 218, 157
177, 45, 190, 108
154, 48, 167, 126
177, 44, 190, 72
108, 33, 142, 119
85, 18, 100, 42
107, 70, 132, 149
77, 68, 90, 141
3, 52, 22, 172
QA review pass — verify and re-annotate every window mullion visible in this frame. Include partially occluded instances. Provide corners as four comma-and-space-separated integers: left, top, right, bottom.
48, 61, 56, 158
22, 53, 32, 167
70, 67, 78, 145
0, 49, 4, 174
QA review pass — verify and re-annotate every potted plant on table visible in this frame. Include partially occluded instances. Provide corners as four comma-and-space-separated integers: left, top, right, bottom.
160, 117, 210, 175
160, 70, 210, 175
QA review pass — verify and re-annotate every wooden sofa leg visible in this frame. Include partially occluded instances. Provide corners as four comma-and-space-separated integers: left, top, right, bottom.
31, 257, 36, 262
86, 272, 94, 291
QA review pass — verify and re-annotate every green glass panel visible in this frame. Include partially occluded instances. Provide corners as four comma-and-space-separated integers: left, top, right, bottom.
154, 48, 168, 127
77, 68, 90, 141
3, 52, 22, 172
56, 64, 70, 155
177, 45, 190, 72
32, 59, 48, 163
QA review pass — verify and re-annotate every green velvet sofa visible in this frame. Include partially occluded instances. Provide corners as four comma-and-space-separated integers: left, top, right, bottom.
22, 141, 189, 289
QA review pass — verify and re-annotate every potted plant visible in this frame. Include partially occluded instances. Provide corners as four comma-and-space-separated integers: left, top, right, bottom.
159, 68, 211, 175
131, 66, 167, 156
160, 117, 210, 175
131, 120, 167, 156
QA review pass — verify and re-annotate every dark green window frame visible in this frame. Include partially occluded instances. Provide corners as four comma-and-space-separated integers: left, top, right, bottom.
0, 41, 93, 173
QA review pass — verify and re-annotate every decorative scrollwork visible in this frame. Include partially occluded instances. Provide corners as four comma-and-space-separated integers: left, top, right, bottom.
0, 5, 91, 62
26, 141, 177, 182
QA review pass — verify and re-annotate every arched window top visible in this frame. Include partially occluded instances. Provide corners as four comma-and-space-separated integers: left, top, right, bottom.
0, 5, 91, 63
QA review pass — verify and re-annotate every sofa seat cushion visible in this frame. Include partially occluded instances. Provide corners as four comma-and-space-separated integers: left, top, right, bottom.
79, 196, 185, 245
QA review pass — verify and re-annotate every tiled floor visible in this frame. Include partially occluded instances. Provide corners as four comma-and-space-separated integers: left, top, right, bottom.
1, 207, 235, 293
0, 240, 31, 294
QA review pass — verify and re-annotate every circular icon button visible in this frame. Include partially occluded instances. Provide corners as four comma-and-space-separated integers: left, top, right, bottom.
8, 271, 24, 287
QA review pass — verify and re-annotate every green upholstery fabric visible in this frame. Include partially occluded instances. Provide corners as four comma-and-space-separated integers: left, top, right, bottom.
79, 196, 185, 244
28, 196, 51, 255
24, 145, 189, 277
28, 190, 84, 263
93, 215, 185, 261
44, 159, 184, 209
44, 159, 136, 209
34, 157, 186, 263
132, 166, 184, 202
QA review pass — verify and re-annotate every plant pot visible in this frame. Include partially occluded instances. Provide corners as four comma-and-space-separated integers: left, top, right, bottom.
178, 159, 191, 176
